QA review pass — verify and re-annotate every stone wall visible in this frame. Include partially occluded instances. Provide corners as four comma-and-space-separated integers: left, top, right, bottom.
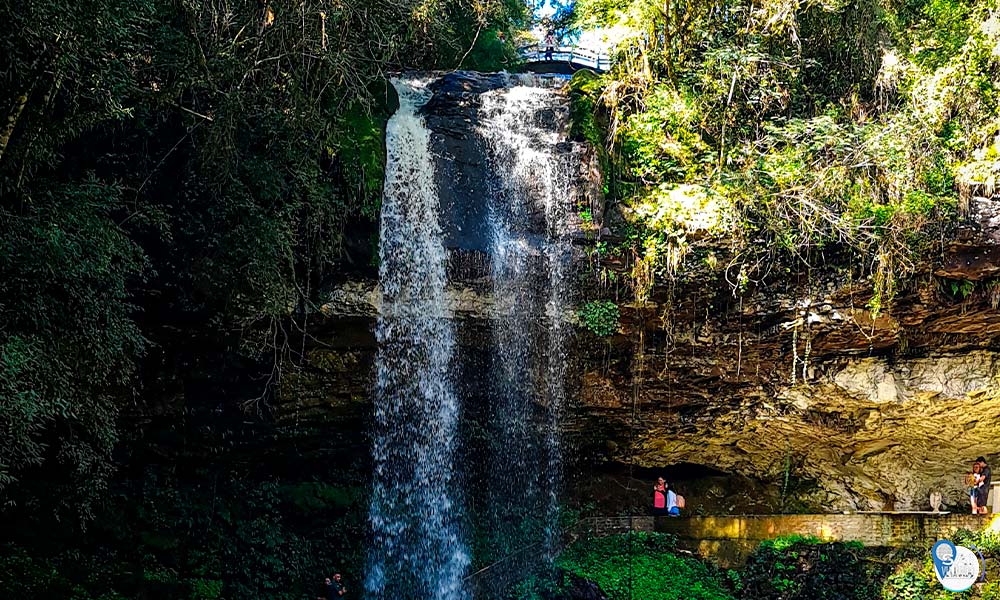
574, 513, 995, 566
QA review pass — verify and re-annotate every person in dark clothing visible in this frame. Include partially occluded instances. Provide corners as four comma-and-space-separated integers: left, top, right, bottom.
976, 457, 991, 514
317, 574, 347, 600
318, 577, 333, 600
329, 573, 346, 597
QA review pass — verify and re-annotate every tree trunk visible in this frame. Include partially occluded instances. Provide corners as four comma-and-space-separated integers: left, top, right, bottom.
0, 87, 33, 164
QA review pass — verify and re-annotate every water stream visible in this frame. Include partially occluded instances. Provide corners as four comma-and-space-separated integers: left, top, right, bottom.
478, 83, 574, 569
366, 78, 470, 600
368, 74, 577, 599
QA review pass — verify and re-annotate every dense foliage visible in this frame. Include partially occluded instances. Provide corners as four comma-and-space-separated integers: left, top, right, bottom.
0, 1, 527, 596
880, 527, 1000, 600
739, 537, 884, 599
1, 463, 366, 599
553, 533, 946, 600
571, 0, 1000, 311
577, 299, 621, 336
0, 0, 525, 517
556, 532, 735, 599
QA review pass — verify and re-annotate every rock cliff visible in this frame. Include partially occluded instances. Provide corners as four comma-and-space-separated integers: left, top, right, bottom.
577, 193, 1000, 511
277, 71, 1000, 513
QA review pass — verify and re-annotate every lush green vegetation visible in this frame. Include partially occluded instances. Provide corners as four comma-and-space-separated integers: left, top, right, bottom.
3, 0, 999, 596
557, 532, 735, 599
569, 0, 999, 311
740, 537, 885, 599
0, 0, 524, 515
0, 0, 525, 597
577, 299, 621, 336
1, 463, 367, 599
546, 529, 1000, 599
549, 533, 944, 600
879, 527, 1000, 600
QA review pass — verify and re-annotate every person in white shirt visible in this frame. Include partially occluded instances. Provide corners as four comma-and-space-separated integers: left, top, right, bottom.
665, 484, 681, 516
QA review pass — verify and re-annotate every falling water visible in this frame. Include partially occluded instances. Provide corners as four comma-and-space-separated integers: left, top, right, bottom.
368, 74, 579, 599
477, 80, 575, 580
366, 78, 470, 600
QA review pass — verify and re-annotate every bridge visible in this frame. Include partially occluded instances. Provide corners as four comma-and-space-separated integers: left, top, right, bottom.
519, 44, 611, 74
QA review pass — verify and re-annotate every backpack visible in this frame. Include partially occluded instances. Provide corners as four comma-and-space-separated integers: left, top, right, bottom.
676, 494, 686, 509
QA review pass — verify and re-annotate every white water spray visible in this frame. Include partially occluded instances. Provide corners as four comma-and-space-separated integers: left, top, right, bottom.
366, 78, 470, 600
477, 80, 575, 572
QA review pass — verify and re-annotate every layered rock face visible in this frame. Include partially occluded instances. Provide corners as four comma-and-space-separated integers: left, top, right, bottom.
578, 195, 1000, 511
277, 71, 1000, 513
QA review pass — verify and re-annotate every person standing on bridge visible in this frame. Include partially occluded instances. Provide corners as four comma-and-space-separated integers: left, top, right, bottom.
544, 31, 555, 61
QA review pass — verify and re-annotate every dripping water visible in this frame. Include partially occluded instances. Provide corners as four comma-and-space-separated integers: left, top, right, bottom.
366, 78, 470, 600
476, 81, 575, 588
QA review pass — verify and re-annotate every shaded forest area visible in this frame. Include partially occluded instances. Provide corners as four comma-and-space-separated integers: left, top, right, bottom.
1, 1, 523, 597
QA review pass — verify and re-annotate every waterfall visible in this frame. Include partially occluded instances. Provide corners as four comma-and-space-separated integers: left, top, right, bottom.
477, 81, 574, 579
366, 78, 470, 600
368, 73, 578, 599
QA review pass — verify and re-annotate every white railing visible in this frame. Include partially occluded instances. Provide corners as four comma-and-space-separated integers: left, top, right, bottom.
519, 44, 612, 72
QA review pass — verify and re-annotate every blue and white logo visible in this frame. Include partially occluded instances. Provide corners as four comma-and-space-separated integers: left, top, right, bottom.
931, 539, 984, 592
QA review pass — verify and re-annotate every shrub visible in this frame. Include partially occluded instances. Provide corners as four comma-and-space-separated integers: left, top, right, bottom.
741, 540, 879, 600
881, 563, 934, 600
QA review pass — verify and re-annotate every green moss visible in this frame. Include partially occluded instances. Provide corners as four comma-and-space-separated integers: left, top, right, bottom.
569, 70, 606, 150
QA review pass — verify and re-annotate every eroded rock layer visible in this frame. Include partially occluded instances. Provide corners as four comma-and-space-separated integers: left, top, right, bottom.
577, 195, 1000, 511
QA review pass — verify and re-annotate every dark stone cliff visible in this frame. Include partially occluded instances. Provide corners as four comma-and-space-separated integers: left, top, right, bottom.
275, 71, 1000, 512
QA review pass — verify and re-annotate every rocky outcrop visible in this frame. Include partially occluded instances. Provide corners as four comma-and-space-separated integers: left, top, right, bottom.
277, 71, 1000, 514
577, 195, 1000, 511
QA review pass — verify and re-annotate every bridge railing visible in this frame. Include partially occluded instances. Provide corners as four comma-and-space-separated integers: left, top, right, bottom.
519, 44, 612, 72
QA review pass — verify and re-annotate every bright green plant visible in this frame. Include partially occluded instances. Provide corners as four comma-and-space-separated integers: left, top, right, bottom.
881, 563, 933, 600
983, 581, 1000, 600
942, 278, 976, 299
570, 0, 999, 311
578, 300, 621, 337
